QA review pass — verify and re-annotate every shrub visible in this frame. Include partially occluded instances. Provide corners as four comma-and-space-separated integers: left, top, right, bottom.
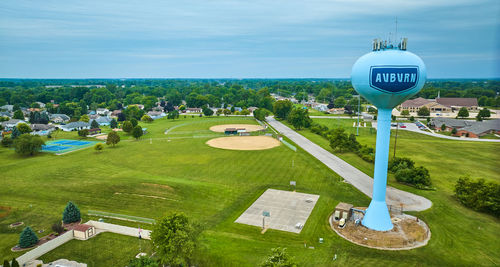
388, 157, 415, 173
1, 136, 13, 147
122, 121, 133, 133
13, 134, 45, 156
51, 223, 64, 234
19, 226, 38, 248
62, 201, 81, 224
94, 143, 104, 152
260, 247, 297, 267
78, 129, 89, 137
455, 176, 499, 217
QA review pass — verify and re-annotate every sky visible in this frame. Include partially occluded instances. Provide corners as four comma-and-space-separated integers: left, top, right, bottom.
0, 0, 499, 78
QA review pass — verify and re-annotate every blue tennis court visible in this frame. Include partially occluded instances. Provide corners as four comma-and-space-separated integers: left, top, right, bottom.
42, 139, 100, 154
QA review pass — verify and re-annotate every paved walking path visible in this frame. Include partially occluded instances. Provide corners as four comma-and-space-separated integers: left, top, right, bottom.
266, 117, 432, 212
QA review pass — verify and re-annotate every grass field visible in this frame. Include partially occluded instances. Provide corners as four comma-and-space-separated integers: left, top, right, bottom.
1, 116, 499, 266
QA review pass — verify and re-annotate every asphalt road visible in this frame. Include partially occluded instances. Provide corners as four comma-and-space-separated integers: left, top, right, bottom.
266, 117, 432, 212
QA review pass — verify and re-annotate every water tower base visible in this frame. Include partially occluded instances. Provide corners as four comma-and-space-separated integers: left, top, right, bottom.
362, 200, 394, 231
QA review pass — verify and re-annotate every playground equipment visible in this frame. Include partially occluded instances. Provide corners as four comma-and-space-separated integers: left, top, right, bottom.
351, 38, 426, 231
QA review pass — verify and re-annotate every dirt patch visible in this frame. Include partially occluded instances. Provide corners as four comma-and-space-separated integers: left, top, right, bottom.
141, 183, 174, 191
0, 206, 12, 219
209, 124, 265, 133
206, 136, 280, 151
330, 213, 430, 250
94, 134, 108, 140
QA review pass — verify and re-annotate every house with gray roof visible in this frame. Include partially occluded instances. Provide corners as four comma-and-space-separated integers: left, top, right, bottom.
31, 124, 55, 135
1, 119, 26, 131
93, 116, 112, 126
0, 105, 14, 112
59, 121, 90, 132
50, 114, 71, 123
430, 118, 474, 131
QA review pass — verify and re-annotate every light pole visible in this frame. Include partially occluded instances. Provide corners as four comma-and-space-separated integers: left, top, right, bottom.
354, 95, 361, 136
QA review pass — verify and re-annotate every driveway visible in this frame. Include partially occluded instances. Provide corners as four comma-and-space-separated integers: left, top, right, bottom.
266, 117, 432, 212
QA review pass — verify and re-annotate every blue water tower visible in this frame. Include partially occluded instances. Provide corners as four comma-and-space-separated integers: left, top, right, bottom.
351, 38, 426, 231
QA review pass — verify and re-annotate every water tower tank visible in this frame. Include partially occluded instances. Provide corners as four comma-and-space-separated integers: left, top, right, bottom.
350, 39, 426, 231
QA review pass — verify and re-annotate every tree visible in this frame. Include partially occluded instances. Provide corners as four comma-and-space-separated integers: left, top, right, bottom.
10, 259, 19, 267
334, 96, 346, 108
106, 131, 120, 147
223, 109, 231, 116
117, 112, 126, 122
14, 134, 45, 156
151, 213, 197, 266
417, 106, 430, 117
409, 116, 415, 122
62, 201, 81, 224
132, 125, 143, 140
253, 108, 271, 121
401, 110, 410, 116
1, 136, 13, 147
11, 126, 21, 139
441, 124, 446, 131
19, 226, 38, 248
141, 115, 153, 123
129, 256, 158, 267
202, 106, 214, 116
455, 176, 499, 217
451, 127, 457, 135
478, 108, 491, 118
90, 119, 99, 129
328, 128, 350, 152
273, 100, 293, 120
3, 259, 10, 267
94, 143, 104, 152
287, 108, 312, 130
13, 110, 24, 120
16, 123, 32, 134
260, 247, 297, 267
167, 110, 179, 120
130, 118, 138, 127
457, 107, 469, 118
110, 118, 118, 129
368, 106, 377, 114
78, 129, 89, 138
122, 121, 133, 133
80, 114, 90, 122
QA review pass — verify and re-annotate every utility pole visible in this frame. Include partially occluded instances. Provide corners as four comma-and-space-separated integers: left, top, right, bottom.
356, 95, 361, 136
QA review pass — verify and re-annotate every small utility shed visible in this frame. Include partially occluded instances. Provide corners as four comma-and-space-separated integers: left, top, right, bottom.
73, 224, 96, 240
334, 202, 353, 221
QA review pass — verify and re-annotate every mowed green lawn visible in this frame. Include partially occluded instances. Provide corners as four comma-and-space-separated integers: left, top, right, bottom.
0, 116, 499, 266
284, 118, 500, 265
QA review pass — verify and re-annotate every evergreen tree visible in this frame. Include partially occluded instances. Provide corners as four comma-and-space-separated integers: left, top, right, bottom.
110, 118, 118, 129
132, 125, 143, 140
457, 107, 469, 118
91, 119, 99, 129
62, 201, 81, 224
130, 118, 138, 127
10, 259, 19, 267
19, 226, 38, 248
9, 127, 19, 139
3, 259, 10, 267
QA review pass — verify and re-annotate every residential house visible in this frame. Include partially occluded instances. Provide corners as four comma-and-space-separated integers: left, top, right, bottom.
59, 121, 90, 132
185, 108, 202, 113
96, 108, 110, 115
1, 119, 26, 131
0, 105, 14, 112
0, 111, 11, 118
35, 101, 46, 108
31, 124, 55, 135
147, 111, 166, 120
50, 114, 71, 123
94, 116, 112, 126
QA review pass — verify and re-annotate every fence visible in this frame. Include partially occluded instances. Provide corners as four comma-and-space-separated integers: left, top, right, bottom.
88, 210, 155, 224
86, 220, 152, 240
280, 139, 297, 152
16, 230, 74, 266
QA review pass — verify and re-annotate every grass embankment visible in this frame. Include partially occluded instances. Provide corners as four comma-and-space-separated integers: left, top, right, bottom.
1, 116, 499, 266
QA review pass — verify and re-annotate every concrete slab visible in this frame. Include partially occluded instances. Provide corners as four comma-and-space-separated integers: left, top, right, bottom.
235, 189, 319, 233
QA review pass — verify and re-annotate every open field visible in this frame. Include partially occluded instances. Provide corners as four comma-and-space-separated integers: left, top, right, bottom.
1, 116, 499, 266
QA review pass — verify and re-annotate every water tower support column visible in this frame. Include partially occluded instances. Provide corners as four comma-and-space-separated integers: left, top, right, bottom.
362, 108, 393, 231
